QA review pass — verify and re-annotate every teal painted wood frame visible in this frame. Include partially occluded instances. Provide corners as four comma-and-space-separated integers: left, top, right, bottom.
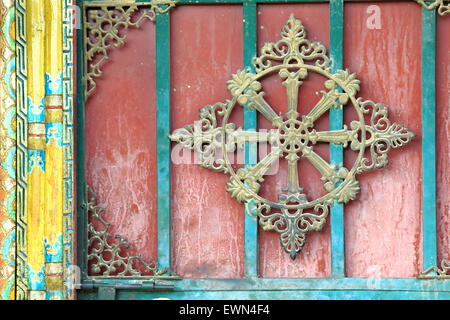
329, 0, 345, 278
243, 0, 259, 278
77, 277, 450, 299
421, 7, 437, 271
76, 0, 449, 300
155, 13, 172, 272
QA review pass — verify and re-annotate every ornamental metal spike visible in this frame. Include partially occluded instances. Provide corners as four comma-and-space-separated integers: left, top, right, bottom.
170, 15, 415, 260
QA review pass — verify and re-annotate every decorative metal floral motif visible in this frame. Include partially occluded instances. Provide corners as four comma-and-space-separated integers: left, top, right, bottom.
415, 0, 450, 15
170, 15, 416, 259
418, 259, 450, 279
83, 1, 176, 99
83, 185, 168, 276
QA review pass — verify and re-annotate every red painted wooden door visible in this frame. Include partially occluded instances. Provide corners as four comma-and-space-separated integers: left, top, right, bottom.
81, 2, 449, 298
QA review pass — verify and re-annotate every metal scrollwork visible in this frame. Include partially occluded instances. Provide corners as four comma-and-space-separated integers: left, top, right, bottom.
170, 15, 416, 259
418, 259, 450, 279
83, 185, 169, 276
83, 1, 176, 99
415, 0, 450, 15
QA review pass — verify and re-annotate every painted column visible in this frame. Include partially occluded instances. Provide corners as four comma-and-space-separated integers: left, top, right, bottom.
0, 0, 16, 300
242, 0, 258, 278
26, 0, 46, 300
62, 0, 76, 300
44, 0, 64, 300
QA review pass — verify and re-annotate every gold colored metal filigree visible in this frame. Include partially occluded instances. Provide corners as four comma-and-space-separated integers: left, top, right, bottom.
83, 1, 176, 99
415, 0, 450, 15
418, 259, 450, 279
83, 185, 169, 276
170, 15, 416, 260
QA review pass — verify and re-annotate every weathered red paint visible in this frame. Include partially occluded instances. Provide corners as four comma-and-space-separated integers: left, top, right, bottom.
85, 19, 158, 272
170, 5, 245, 278
344, 2, 422, 277
436, 16, 450, 264
257, 4, 331, 278
83, 4, 447, 280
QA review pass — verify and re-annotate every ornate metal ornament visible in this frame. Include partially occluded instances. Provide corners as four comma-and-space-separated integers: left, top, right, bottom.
170, 15, 416, 260
83, 186, 169, 277
415, 0, 450, 15
419, 259, 450, 279
83, 1, 176, 99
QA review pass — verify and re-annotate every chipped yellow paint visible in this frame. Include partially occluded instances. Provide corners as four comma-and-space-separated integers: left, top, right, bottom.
45, 0, 62, 75
44, 0, 64, 299
26, 0, 46, 298
21, 0, 65, 300
43, 0, 63, 299
26, 1, 44, 106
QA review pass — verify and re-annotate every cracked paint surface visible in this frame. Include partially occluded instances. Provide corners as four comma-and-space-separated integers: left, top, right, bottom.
344, 2, 423, 277
86, 18, 158, 273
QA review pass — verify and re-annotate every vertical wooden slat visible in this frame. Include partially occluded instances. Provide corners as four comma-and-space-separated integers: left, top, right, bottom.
156, 12, 171, 271
76, 0, 88, 279
421, 7, 437, 271
170, 6, 244, 278
26, 0, 47, 299
344, 3, 422, 278
85, 16, 158, 275
329, 0, 345, 278
243, 0, 258, 278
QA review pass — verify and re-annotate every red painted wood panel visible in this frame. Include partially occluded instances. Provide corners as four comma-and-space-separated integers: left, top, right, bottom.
85, 19, 158, 273
83, 3, 446, 280
343, 2, 422, 277
257, 4, 331, 278
436, 16, 450, 263
170, 6, 245, 278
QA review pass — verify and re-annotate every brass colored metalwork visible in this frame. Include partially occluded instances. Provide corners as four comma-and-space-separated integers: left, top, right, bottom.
415, 0, 450, 15
170, 15, 416, 259
83, 1, 176, 99
83, 185, 169, 276
418, 259, 450, 279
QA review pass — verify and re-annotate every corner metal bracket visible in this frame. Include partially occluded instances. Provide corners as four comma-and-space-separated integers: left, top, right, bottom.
82, 185, 179, 278
83, 0, 177, 99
